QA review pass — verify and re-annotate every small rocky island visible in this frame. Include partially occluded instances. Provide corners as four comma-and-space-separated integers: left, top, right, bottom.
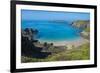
21, 20, 90, 63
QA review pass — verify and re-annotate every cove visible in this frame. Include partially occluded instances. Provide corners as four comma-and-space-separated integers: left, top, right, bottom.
22, 20, 82, 42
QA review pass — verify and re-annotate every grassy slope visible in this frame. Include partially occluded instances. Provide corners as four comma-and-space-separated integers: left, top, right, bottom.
21, 43, 90, 63
73, 20, 89, 26
84, 27, 90, 32
73, 20, 90, 39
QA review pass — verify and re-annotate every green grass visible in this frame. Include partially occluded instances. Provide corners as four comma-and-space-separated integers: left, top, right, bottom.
45, 43, 90, 61
21, 43, 90, 63
75, 20, 89, 25
84, 27, 90, 32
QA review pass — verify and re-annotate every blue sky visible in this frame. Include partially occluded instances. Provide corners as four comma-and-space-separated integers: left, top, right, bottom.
21, 9, 90, 21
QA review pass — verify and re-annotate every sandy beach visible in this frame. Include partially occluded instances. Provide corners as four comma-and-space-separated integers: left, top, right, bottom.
39, 37, 89, 47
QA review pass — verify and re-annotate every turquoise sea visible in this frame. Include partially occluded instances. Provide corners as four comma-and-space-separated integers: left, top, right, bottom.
22, 20, 82, 42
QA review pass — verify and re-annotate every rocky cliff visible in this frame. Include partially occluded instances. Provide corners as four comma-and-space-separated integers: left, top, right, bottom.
21, 28, 51, 59
72, 20, 90, 39
72, 20, 90, 29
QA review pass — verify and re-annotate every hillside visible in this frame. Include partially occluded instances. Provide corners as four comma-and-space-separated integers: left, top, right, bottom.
21, 43, 90, 62
72, 20, 90, 39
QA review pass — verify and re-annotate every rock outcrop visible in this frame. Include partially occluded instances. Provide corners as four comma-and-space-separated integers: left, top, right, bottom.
21, 28, 51, 58
72, 20, 90, 39
72, 20, 90, 29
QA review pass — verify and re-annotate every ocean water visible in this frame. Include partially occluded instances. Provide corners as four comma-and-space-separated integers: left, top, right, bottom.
22, 20, 81, 42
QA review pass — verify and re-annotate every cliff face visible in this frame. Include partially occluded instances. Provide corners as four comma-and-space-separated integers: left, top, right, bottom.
72, 20, 90, 29
72, 20, 90, 39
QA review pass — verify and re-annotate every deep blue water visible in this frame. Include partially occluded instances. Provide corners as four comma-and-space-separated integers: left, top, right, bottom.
22, 20, 81, 42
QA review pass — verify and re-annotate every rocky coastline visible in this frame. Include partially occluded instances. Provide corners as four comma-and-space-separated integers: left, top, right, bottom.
21, 20, 90, 62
